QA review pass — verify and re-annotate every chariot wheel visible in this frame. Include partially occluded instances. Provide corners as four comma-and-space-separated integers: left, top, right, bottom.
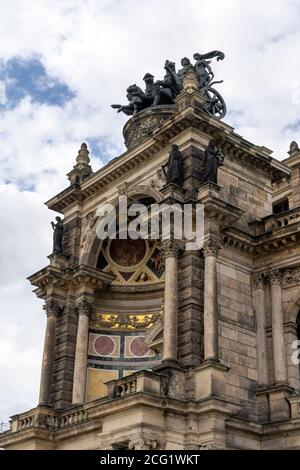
203, 86, 226, 119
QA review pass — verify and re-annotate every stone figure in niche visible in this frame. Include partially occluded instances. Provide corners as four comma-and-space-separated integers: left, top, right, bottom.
199, 142, 224, 185
51, 216, 64, 254
164, 144, 183, 186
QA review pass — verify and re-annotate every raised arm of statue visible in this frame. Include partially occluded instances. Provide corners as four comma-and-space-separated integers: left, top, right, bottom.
194, 50, 225, 62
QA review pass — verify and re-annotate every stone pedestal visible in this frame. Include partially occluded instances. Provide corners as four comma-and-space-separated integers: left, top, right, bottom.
123, 105, 175, 149
268, 386, 291, 422
194, 361, 228, 400
256, 384, 293, 423
47, 252, 68, 270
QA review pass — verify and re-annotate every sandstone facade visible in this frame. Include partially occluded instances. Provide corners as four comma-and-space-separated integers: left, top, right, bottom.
1, 79, 300, 450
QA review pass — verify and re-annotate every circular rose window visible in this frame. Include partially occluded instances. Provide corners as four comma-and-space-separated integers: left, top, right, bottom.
109, 239, 146, 268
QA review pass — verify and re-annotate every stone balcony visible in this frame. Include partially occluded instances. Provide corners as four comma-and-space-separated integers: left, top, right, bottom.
2, 370, 163, 439
250, 207, 300, 236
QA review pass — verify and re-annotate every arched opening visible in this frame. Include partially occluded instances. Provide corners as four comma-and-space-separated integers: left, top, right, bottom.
84, 191, 164, 402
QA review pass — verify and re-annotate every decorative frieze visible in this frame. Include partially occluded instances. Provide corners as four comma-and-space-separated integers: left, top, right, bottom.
90, 311, 162, 330
282, 268, 300, 287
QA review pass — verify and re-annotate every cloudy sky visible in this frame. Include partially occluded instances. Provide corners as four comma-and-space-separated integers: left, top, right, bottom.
1, 0, 300, 424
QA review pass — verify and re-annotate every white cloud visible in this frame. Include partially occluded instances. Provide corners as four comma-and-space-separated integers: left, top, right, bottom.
0, 81, 7, 105
1, 0, 300, 423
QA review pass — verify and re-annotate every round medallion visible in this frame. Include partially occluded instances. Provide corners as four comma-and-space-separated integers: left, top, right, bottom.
129, 336, 149, 357
93, 335, 115, 356
109, 239, 146, 268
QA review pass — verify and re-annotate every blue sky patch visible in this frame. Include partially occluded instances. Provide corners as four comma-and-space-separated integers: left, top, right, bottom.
0, 56, 75, 109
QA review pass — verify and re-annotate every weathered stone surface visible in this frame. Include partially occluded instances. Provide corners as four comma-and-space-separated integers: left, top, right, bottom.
4, 74, 300, 451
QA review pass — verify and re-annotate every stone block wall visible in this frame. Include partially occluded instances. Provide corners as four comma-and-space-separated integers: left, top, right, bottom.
217, 261, 257, 415
218, 160, 272, 229
178, 250, 204, 367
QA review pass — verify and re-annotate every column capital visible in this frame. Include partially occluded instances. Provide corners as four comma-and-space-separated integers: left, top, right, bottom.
253, 273, 266, 290
268, 269, 282, 286
43, 301, 61, 318
128, 437, 161, 450
76, 300, 93, 317
162, 239, 182, 259
203, 237, 221, 257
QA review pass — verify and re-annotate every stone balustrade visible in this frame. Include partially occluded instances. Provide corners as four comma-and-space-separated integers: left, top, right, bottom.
263, 208, 300, 232
10, 407, 90, 432
8, 370, 161, 436
106, 370, 161, 400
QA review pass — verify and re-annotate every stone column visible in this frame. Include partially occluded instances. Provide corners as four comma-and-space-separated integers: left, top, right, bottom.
162, 240, 179, 362
203, 238, 221, 361
269, 269, 287, 384
253, 274, 268, 385
39, 301, 60, 405
72, 301, 92, 404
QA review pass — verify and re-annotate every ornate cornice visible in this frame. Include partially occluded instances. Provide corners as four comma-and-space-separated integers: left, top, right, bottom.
45, 103, 290, 214
28, 264, 115, 300
222, 233, 254, 253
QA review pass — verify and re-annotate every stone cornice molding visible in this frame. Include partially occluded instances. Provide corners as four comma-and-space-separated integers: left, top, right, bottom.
45, 104, 290, 214
28, 264, 115, 300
